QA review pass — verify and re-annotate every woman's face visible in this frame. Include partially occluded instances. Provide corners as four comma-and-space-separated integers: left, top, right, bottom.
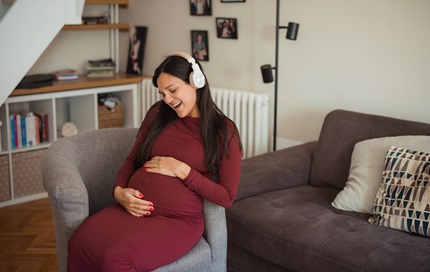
157, 72, 200, 118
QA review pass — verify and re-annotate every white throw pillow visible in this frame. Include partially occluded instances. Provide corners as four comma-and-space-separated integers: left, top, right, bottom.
331, 135, 430, 214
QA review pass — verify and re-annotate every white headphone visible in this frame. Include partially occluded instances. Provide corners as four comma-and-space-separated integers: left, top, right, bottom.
168, 52, 206, 89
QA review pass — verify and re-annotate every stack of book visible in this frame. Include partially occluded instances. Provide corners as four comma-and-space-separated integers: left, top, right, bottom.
51, 69, 78, 80
9, 112, 49, 149
82, 15, 109, 25
86, 58, 116, 78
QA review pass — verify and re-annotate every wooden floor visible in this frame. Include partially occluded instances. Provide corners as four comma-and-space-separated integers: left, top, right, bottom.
0, 198, 58, 272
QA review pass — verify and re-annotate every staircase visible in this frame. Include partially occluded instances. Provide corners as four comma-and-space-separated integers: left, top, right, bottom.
0, 0, 85, 106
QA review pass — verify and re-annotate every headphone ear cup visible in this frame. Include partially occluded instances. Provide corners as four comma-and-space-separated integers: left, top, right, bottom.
190, 63, 206, 89
167, 52, 206, 88
189, 71, 197, 89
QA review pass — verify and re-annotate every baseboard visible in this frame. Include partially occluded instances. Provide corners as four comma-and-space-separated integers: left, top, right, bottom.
0, 192, 48, 208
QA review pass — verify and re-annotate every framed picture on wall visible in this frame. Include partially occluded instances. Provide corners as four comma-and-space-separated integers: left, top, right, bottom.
216, 18, 238, 39
191, 30, 209, 61
221, 0, 245, 3
126, 25, 148, 75
190, 0, 212, 16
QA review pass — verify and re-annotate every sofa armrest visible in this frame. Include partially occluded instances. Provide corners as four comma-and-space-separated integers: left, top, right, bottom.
234, 141, 317, 202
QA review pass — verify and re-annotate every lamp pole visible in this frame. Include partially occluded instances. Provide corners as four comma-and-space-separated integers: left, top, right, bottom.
273, 0, 281, 151
261, 0, 299, 152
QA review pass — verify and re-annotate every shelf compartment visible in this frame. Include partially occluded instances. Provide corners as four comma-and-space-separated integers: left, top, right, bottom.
0, 155, 11, 202
97, 84, 137, 128
12, 149, 46, 199
56, 94, 96, 137
7, 99, 54, 151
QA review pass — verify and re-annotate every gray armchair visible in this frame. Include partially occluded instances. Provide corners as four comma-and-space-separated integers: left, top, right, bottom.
42, 128, 227, 272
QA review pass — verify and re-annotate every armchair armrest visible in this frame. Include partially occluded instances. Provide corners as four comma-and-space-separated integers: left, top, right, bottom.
42, 128, 137, 272
234, 141, 317, 202
42, 138, 90, 272
203, 200, 227, 272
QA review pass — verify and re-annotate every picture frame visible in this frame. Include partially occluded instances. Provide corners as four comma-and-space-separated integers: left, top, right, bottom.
216, 18, 238, 39
126, 25, 147, 75
221, 0, 245, 3
191, 30, 209, 61
190, 0, 212, 16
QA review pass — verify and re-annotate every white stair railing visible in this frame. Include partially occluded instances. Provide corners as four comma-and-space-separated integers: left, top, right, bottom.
0, 0, 84, 106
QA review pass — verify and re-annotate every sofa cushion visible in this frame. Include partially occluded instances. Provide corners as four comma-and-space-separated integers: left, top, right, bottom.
332, 135, 430, 214
226, 185, 430, 272
309, 110, 430, 190
369, 145, 430, 237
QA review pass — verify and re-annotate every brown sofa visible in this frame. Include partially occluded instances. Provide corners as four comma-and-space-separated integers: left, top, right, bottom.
226, 109, 430, 272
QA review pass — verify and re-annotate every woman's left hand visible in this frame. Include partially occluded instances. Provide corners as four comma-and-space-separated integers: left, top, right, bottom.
144, 156, 191, 180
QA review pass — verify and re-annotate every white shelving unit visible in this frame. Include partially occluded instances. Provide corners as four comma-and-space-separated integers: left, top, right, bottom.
0, 80, 140, 208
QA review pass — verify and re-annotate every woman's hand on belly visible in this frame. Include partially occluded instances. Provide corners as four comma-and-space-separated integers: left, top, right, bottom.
114, 186, 154, 217
144, 156, 191, 180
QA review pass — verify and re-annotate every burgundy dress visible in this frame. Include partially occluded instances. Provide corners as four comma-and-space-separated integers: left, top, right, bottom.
67, 105, 242, 272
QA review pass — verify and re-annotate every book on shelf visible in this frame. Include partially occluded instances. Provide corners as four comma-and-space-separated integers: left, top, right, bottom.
88, 58, 115, 67
9, 115, 15, 149
86, 68, 115, 78
35, 112, 49, 143
86, 58, 116, 78
87, 71, 115, 78
51, 69, 78, 80
82, 15, 109, 25
9, 112, 49, 149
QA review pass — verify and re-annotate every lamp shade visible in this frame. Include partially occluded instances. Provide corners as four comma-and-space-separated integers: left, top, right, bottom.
260, 64, 274, 83
286, 22, 299, 40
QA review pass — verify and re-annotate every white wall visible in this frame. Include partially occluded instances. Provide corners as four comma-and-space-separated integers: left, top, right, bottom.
30, 0, 430, 150
28, 4, 112, 74
280, 0, 430, 145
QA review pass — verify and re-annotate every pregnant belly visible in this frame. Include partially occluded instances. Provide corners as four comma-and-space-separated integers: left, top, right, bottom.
128, 167, 203, 218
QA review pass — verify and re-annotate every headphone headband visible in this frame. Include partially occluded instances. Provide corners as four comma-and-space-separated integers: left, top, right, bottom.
168, 51, 206, 89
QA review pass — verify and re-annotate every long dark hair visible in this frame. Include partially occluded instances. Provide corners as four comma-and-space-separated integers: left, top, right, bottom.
134, 55, 242, 174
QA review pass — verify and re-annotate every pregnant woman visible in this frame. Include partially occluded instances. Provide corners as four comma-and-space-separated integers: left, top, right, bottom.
67, 52, 243, 272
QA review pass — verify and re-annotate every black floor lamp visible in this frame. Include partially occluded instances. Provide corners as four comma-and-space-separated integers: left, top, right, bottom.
260, 0, 299, 151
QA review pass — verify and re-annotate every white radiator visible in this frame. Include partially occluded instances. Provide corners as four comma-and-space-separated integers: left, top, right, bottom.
141, 79, 269, 158
141, 78, 161, 117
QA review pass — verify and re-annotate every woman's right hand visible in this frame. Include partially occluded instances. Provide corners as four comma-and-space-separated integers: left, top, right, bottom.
113, 186, 154, 217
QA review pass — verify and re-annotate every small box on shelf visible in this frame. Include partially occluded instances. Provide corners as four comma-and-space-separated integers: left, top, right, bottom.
12, 149, 46, 198
98, 103, 124, 129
